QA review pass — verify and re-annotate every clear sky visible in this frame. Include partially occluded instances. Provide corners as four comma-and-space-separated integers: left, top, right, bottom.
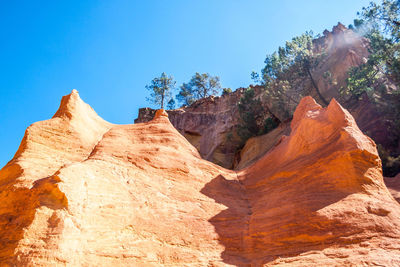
0, 0, 373, 168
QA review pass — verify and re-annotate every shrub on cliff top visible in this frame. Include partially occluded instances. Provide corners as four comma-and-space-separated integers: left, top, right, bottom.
257, 31, 328, 121
176, 72, 221, 106
237, 87, 279, 144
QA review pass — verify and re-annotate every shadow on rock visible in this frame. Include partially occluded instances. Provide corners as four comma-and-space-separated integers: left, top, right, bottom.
201, 174, 251, 266
202, 151, 381, 266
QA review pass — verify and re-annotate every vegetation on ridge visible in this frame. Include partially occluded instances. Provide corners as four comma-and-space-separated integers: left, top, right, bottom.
144, 0, 400, 176
248, 0, 400, 176
344, 0, 400, 176
145, 72, 176, 109
237, 87, 279, 144
146, 72, 222, 108
176, 72, 222, 106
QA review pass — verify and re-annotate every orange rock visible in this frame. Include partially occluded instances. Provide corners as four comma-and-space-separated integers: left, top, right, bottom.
385, 173, 400, 203
234, 97, 400, 265
1, 91, 399, 266
235, 122, 290, 170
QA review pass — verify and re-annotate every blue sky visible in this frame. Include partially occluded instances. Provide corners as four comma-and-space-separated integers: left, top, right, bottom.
0, 0, 372, 167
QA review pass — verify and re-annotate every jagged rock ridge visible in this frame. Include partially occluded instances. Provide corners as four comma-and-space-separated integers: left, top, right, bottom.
1, 90, 400, 266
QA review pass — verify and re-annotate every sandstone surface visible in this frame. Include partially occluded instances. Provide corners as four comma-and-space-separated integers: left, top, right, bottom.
235, 97, 400, 265
1, 91, 400, 266
385, 173, 400, 203
234, 122, 290, 170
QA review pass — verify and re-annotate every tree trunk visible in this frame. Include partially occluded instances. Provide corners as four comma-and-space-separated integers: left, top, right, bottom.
307, 68, 329, 106
161, 88, 165, 109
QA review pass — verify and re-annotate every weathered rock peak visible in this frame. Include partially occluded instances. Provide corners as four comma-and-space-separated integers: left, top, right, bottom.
53, 89, 90, 119
153, 108, 169, 119
0, 90, 112, 188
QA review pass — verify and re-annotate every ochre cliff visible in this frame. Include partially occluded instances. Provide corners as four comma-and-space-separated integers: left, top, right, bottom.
1, 91, 400, 266
135, 88, 251, 169
313, 23, 369, 100
235, 97, 400, 265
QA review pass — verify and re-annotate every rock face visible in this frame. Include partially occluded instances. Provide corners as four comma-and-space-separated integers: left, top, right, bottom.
1, 91, 400, 266
135, 88, 250, 169
313, 23, 369, 101
385, 173, 400, 203
235, 97, 400, 265
234, 122, 291, 170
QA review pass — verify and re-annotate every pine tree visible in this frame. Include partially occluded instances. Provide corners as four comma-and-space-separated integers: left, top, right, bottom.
146, 72, 176, 109
176, 73, 221, 106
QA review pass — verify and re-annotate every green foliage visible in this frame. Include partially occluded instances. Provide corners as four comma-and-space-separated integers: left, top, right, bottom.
176, 72, 222, 106
167, 98, 176, 110
340, 62, 382, 100
262, 32, 317, 83
260, 31, 329, 121
222, 88, 232, 96
263, 117, 279, 134
343, 0, 400, 176
349, 18, 365, 30
360, 0, 400, 41
323, 71, 337, 86
237, 87, 279, 143
250, 71, 262, 84
378, 145, 400, 177
346, 1, 400, 88
343, 1, 400, 115
176, 82, 195, 106
341, 19, 399, 100
146, 72, 176, 109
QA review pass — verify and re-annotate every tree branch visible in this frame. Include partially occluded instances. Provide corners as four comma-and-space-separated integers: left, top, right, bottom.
306, 68, 329, 105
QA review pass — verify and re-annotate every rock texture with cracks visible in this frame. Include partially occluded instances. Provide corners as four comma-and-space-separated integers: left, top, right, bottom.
1, 91, 400, 266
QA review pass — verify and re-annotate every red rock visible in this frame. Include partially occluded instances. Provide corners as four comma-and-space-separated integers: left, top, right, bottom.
1, 91, 399, 266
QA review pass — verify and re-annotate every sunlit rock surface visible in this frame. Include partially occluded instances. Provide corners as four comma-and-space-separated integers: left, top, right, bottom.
1, 91, 400, 266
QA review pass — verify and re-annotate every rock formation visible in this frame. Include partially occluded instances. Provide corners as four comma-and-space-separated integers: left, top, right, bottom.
234, 122, 291, 170
313, 22, 369, 101
1, 90, 400, 266
135, 88, 252, 168
234, 97, 400, 265
135, 24, 379, 170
